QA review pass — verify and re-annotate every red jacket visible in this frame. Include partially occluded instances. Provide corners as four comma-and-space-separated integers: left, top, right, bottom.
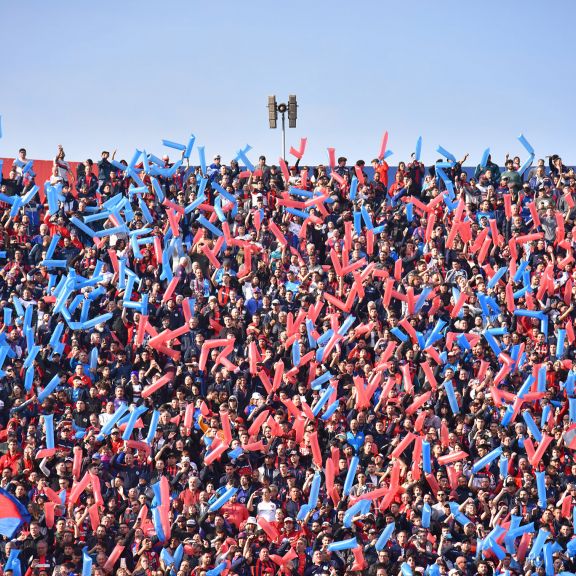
0, 451, 22, 475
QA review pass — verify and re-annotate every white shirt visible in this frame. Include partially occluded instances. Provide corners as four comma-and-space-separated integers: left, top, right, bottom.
99, 412, 114, 427
54, 159, 72, 182
256, 500, 277, 522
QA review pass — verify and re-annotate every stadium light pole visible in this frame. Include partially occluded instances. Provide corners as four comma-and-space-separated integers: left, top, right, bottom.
268, 95, 297, 161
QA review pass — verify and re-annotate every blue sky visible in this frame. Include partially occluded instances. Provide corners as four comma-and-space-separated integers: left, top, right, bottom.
1, 0, 575, 166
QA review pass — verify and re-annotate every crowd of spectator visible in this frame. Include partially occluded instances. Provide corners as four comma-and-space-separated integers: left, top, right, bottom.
0, 139, 575, 576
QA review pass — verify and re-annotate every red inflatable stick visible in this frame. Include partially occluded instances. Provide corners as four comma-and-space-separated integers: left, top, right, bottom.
248, 410, 270, 437
309, 432, 323, 468
378, 131, 388, 161
289, 138, 307, 159
141, 374, 172, 399
103, 545, 125, 572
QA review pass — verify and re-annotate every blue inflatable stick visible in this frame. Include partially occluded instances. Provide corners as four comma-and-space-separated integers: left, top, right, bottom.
208, 487, 238, 512
518, 134, 535, 156
292, 340, 301, 367
343, 456, 359, 496
312, 386, 334, 417
198, 146, 206, 175
38, 374, 61, 403
472, 446, 502, 473
422, 502, 431, 528
122, 406, 148, 441
499, 456, 508, 480
146, 410, 160, 445
308, 471, 321, 508
327, 537, 358, 552
322, 400, 340, 420
349, 176, 358, 201
82, 548, 93, 576
522, 411, 542, 442
375, 522, 395, 551
44, 414, 55, 449
415, 137, 422, 161
184, 135, 196, 160
443, 379, 460, 414
206, 562, 227, 576
480, 148, 490, 168
422, 440, 431, 474
310, 370, 332, 390
536, 471, 547, 509
162, 139, 186, 151
528, 528, 549, 561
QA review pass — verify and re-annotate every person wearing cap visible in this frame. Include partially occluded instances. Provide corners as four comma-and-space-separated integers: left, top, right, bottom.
97, 149, 116, 186
256, 451, 277, 484
246, 391, 264, 417
255, 154, 269, 181
280, 516, 299, 543
287, 451, 305, 484
245, 287, 263, 316
242, 516, 258, 533
171, 514, 190, 540
207, 154, 222, 177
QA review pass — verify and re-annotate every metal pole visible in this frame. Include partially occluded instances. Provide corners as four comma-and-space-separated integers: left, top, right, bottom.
281, 111, 286, 161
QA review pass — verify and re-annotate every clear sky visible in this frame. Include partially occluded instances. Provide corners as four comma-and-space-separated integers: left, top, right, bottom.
2, 0, 575, 167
